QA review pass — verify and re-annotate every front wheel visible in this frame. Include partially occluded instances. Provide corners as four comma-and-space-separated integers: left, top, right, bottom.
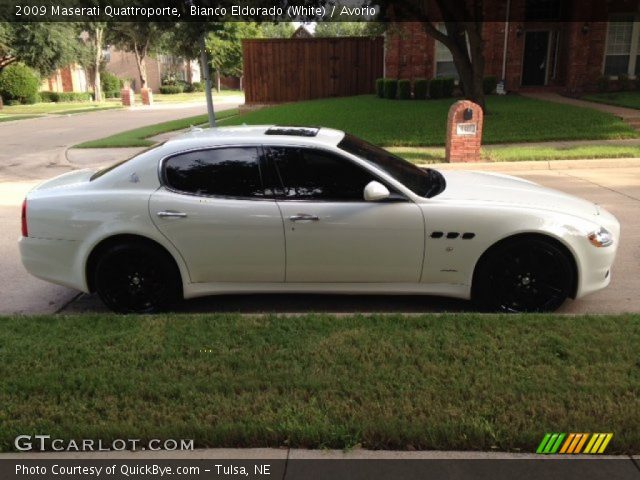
94, 242, 182, 313
472, 237, 575, 313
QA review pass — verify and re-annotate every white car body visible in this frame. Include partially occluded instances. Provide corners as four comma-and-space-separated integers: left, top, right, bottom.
19, 126, 620, 311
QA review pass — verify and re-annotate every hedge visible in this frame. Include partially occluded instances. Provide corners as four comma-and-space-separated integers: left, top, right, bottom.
0, 63, 40, 104
101, 71, 121, 95
159, 85, 184, 94
413, 78, 428, 100
483, 76, 497, 95
429, 78, 444, 99
57, 92, 92, 102
375, 78, 385, 98
442, 77, 455, 98
397, 79, 411, 100
383, 79, 398, 99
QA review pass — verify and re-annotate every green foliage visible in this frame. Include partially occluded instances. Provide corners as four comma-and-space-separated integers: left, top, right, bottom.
375, 78, 384, 98
413, 78, 428, 100
441, 77, 455, 98
101, 71, 121, 96
618, 73, 631, 91
314, 22, 385, 37
259, 22, 296, 38
397, 79, 411, 100
383, 79, 398, 99
597, 76, 610, 93
191, 81, 204, 92
56, 92, 92, 102
483, 76, 497, 95
159, 85, 184, 94
39, 91, 59, 103
429, 78, 444, 99
0, 63, 40, 104
206, 22, 262, 78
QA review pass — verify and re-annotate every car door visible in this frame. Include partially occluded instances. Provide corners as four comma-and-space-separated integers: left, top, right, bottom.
264, 146, 425, 283
149, 146, 285, 283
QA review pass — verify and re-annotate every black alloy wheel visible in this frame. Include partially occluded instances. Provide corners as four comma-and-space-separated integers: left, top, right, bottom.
94, 242, 181, 313
473, 237, 575, 313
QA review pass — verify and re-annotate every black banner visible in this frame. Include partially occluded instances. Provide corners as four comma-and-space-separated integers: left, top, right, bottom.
1, 459, 640, 480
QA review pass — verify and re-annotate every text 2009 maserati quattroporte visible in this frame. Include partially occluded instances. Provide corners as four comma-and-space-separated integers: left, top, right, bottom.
20, 126, 619, 313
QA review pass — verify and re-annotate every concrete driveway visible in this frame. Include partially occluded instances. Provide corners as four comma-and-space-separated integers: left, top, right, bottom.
0, 101, 240, 314
0, 107, 638, 314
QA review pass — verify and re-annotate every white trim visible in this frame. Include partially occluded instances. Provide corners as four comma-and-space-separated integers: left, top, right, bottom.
602, 16, 640, 77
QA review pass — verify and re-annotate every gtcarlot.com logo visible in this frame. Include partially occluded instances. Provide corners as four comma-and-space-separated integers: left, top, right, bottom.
536, 433, 613, 454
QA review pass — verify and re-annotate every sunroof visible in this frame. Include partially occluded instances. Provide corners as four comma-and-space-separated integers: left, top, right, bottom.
265, 126, 319, 137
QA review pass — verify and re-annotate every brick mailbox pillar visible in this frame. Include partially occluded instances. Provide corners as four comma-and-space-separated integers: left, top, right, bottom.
445, 100, 484, 163
141, 87, 153, 106
120, 88, 135, 107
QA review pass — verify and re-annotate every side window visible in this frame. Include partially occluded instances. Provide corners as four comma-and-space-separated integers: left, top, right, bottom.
267, 147, 376, 201
164, 147, 263, 198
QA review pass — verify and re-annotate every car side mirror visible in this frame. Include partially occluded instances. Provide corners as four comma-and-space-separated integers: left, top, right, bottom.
364, 181, 390, 202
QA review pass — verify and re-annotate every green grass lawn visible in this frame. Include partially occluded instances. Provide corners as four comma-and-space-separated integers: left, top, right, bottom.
1, 102, 121, 115
0, 114, 40, 123
583, 91, 640, 110
390, 144, 640, 164
104, 90, 244, 105
0, 313, 638, 453
74, 109, 239, 148
216, 95, 637, 146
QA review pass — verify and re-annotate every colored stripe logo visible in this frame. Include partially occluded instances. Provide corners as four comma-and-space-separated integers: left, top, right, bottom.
536, 433, 613, 454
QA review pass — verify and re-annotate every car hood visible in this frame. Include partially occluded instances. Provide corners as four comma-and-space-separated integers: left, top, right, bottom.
438, 170, 600, 219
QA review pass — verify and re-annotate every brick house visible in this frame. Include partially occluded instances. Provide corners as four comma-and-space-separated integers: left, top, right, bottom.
384, 0, 640, 94
41, 64, 89, 93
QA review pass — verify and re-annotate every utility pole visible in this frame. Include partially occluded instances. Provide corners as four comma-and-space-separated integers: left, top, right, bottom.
199, 33, 216, 127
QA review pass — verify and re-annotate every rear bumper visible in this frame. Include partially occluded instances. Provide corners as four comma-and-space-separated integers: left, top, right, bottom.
19, 236, 87, 292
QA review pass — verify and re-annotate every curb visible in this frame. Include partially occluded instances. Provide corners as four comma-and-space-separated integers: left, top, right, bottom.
420, 157, 640, 171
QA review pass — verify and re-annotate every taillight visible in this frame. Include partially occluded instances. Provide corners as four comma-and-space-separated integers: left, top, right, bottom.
21, 198, 28, 237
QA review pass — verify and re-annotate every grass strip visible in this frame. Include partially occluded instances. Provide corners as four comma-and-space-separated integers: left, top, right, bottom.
0, 313, 638, 453
74, 109, 238, 148
0, 114, 41, 123
583, 91, 640, 110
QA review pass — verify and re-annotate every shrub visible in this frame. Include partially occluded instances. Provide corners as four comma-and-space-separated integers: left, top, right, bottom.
104, 90, 121, 99
397, 79, 411, 100
383, 79, 398, 99
413, 78, 428, 100
56, 92, 92, 102
101, 71, 121, 95
483, 76, 497, 95
597, 75, 610, 93
618, 73, 631, 91
442, 77, 455, 97
0, 63, 40, 104
429, 78, 444, 99
39, 91, 60, 103
24, 92, 40, 104
375, 78, 385, 98
191, 81, 204, 92
159, 85, 184, 94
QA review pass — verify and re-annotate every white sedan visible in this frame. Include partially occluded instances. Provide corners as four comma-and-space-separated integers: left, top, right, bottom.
20, 126, 620, 313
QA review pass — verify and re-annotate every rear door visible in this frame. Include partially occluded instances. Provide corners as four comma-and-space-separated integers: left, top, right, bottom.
149, 146, 285, 283
263, 146, 425, 283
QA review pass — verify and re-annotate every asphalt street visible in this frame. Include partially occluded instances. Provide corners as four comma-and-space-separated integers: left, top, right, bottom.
0, 105, 638, 314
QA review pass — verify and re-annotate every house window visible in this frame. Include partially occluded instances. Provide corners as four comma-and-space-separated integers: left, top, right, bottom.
604, 16, 637, 76
434, 24, 468, 79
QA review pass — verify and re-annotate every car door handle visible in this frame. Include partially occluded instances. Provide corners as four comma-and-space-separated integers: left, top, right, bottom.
289, 213, 319, 222
157, 211, 187, 218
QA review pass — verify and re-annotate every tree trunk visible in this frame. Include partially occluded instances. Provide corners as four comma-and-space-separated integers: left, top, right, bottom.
186, 60, 193, 84
216, 71, 221, 92
133, 41, 148, 90
93, 27, 104, 102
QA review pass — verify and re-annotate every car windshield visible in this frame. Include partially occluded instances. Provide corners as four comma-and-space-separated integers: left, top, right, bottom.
337, 134, 446, 198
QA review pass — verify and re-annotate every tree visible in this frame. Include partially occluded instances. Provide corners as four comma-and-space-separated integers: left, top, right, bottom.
108, 22, 164, 90
381, 0, 487, 111
82, 23, 108, 102
0, 23, 81, 76
206, 22, 261, 91
259, 22, 295, 38
314, 22, 384, 37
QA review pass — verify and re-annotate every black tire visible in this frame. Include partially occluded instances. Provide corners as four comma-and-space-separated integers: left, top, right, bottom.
94, 241, 182, 313
472, 237, 575, 313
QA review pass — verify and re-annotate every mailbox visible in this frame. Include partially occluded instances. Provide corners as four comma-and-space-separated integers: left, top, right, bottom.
445, 100, 484, 163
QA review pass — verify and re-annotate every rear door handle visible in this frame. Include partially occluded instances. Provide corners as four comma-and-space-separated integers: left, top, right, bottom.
289, 213, 319, 222
157, 210, 187, 218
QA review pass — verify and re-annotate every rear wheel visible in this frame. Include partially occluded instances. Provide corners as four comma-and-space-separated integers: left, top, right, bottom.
472, 237, 575, 313
94, 242, 181, 313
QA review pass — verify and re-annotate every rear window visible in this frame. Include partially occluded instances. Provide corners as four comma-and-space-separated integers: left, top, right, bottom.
90, 144, 164, 181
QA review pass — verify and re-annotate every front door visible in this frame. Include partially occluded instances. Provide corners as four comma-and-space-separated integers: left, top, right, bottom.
150, 146, 285, 283
264, 146, 425, 283
522, 31, 549, 86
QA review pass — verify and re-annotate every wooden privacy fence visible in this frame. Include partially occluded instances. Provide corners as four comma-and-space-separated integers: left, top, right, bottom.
242, 36, 384, 104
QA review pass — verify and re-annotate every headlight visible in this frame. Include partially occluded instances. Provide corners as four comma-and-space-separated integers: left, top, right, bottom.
588, 227, 614, 247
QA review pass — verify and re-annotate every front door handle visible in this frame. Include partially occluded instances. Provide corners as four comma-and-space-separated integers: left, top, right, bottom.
289, 213, 319, 222
157, 210, 187, 218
